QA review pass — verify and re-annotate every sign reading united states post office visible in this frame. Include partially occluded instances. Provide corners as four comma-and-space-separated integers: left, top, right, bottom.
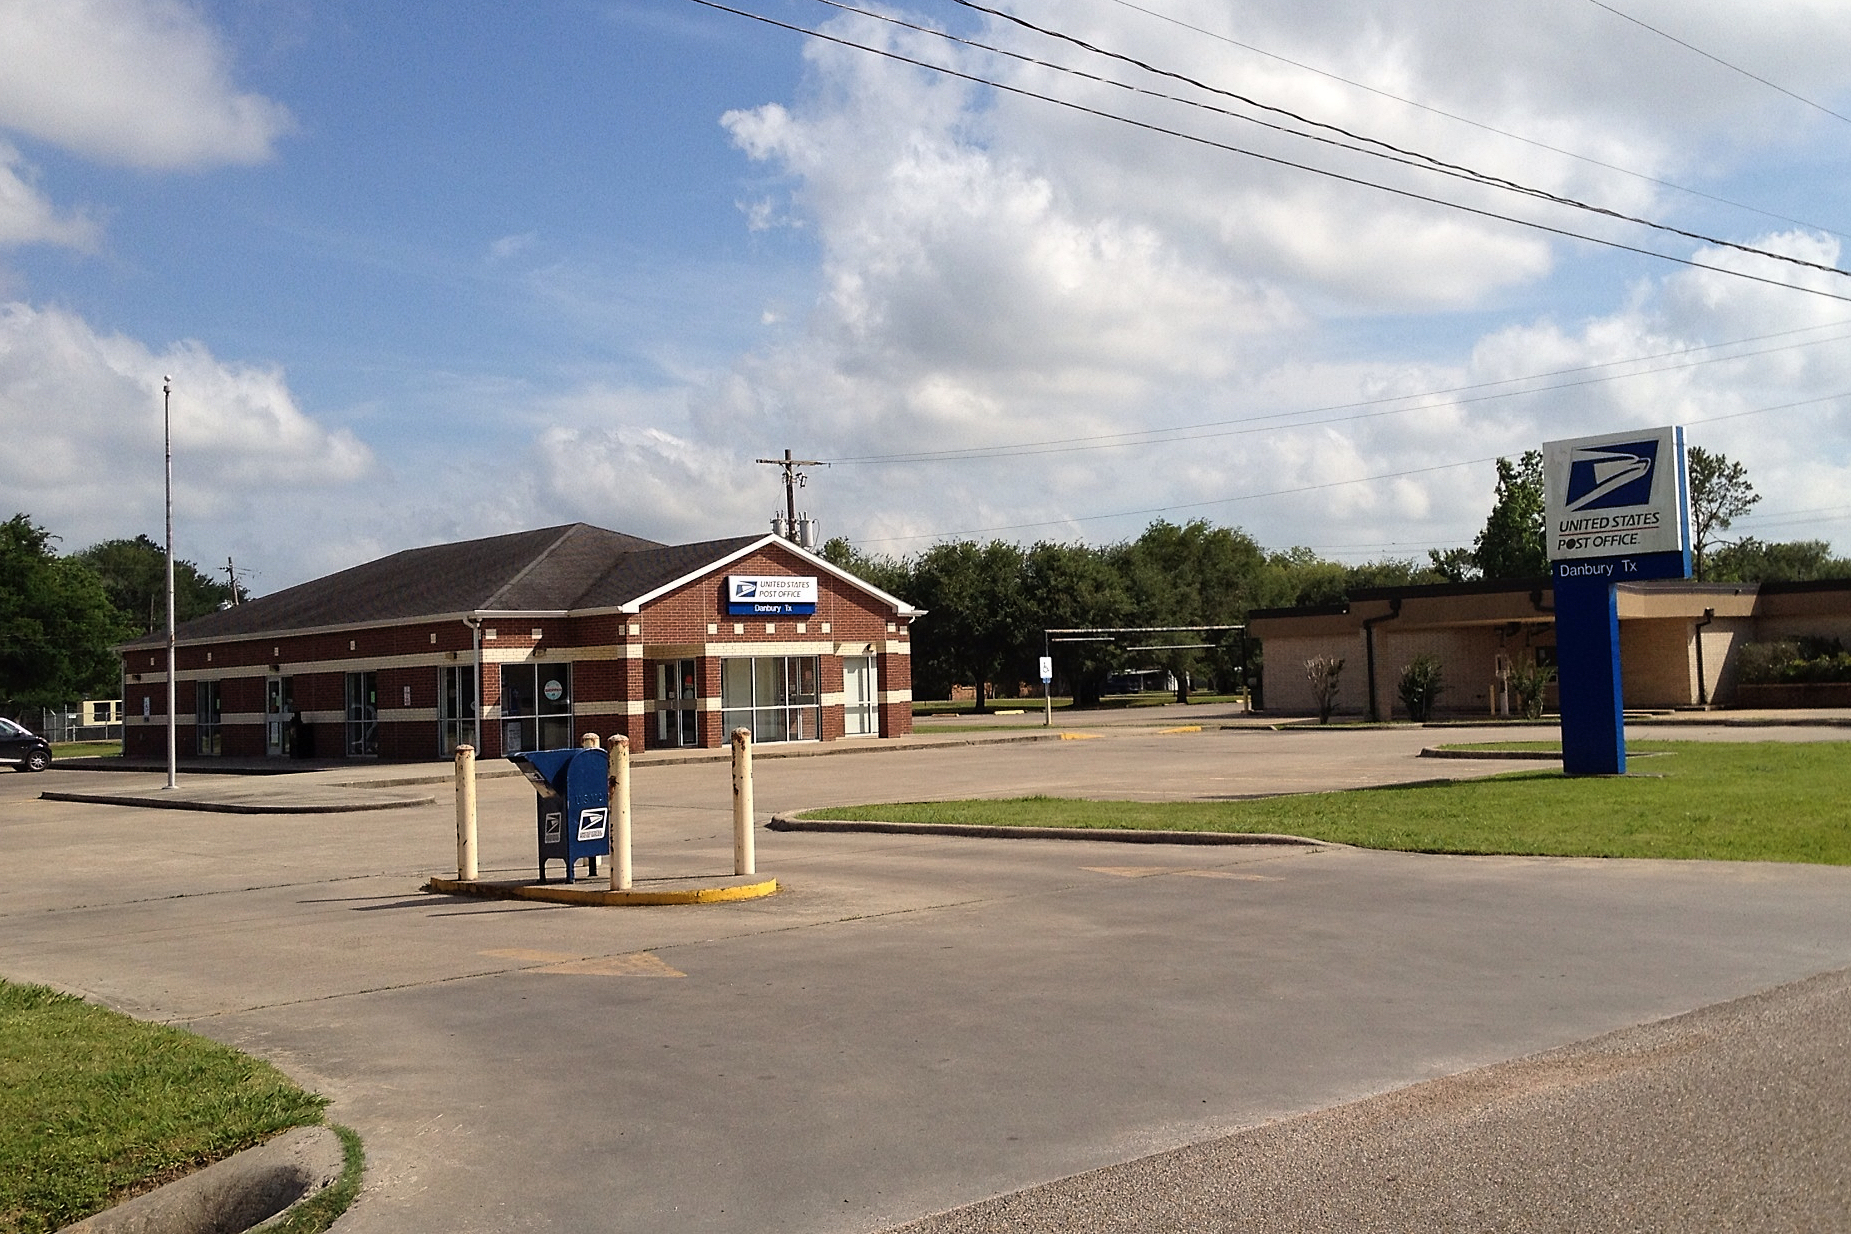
727, 575, 818, 616
1543, 426, 1689, 563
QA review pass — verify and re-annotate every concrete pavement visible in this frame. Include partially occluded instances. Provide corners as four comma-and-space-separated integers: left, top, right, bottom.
5, 720, 1850, 1232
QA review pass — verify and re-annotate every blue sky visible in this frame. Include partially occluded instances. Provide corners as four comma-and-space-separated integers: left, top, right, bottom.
2, 0, 1849, 591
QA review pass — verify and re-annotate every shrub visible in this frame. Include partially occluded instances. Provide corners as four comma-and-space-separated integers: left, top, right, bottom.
1737, 638, 1851, 685
1397, 653, 1445, 722
1305, 656, 1344, 724
1508, 659, 1556, 719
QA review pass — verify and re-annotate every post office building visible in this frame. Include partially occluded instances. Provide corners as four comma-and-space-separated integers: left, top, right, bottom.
119, 524, 919, 761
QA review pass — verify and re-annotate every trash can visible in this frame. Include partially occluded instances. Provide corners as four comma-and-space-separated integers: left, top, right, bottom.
508, 746, 610, 883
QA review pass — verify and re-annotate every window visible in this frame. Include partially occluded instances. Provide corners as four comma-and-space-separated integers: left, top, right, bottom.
439, 665, 477, 756
499, 662, 572, 753
345, 671, 378, 757
195, 681, 221, 756
721, 656, 820, 743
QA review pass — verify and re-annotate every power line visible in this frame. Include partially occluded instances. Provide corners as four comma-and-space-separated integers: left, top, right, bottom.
848, 388, 1851, 547
824, 323, 1851, 465
686, 0, 1851, 308
1099, 0, 1851, 242
1586, 0, 1851, 127
930, 0, 1849, 280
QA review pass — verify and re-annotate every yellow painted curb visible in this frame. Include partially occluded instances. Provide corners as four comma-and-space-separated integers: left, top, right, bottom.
1058, 732, 1102, 740
1158, 725, 1203, 734
426, 876, 779, 906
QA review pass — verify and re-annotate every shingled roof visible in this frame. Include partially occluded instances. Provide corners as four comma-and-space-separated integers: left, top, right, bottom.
122, 524, 779, 648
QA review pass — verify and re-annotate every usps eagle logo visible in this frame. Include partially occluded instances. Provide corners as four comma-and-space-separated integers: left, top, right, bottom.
733, 580, 757, 599
1565, 440, 1658, 512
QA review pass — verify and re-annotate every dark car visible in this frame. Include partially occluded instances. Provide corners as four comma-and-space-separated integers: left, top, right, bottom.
0, 717, 52, 772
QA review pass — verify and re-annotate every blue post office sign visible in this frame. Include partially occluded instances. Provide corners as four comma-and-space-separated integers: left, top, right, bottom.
727, 574, 818, 616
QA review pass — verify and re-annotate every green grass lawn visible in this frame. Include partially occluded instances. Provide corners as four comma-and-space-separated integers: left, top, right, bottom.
49, 741, 119, 760
0, 981, 348, 1234
801, 740, 1851, 865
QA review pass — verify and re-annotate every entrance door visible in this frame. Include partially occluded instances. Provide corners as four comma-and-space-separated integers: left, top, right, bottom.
656, 660, 699, 747
843, 656, 878, 736
265, 676, 294, 757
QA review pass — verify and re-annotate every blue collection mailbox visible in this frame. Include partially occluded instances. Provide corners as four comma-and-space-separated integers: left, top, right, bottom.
509, 746, 609, 883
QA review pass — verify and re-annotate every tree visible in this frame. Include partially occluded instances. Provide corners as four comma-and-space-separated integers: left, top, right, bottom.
69, 535, 239, 635
907, 540, 1030, 712
1113, 521, 1265, 701
1706, 538, 1851, 583
1472, 451, 1547, 580
1686, 447, 1761, 581
1022, 541, 1130, 708
0, 514, 129, 709
1426, 546, 1480, 584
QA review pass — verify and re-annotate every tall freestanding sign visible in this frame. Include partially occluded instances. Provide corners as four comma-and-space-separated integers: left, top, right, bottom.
1543, 426, 1691, 775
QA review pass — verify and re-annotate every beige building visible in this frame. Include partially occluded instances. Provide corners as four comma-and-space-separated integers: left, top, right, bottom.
1248, 578, 1851, 719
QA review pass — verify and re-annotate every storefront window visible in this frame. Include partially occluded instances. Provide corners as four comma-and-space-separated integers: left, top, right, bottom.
721, 656, 820, 743
499, 662, 572, 753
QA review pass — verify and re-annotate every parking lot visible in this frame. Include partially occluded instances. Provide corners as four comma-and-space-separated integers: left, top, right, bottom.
5, 718, 1850, 1231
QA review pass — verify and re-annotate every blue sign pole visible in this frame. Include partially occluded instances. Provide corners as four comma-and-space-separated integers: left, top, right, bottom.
1553, 571, 1625, 776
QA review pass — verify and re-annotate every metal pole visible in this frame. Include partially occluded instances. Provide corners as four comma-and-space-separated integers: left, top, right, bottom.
1043, 631, 1052, 728
163, 376, 177, 790
608, 735, 632, 891
455, 744, 478, 880
731, 727, 755, 876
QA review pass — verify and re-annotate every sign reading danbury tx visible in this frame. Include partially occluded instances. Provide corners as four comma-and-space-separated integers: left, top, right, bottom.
1543, 426, 1690, 581
727, 574, 819, 616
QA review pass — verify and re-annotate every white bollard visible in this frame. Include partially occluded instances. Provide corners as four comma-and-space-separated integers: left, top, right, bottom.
580, 731, 599, 749
731, 727, 755, 876
608, 735, 632, 891
455, 744, 478, 881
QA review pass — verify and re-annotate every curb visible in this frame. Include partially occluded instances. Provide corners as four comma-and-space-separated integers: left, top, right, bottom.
768, 814, 1334, 847
60, 1125, 345, 1234
425, 875, 779, 906
1419, 748, 1562, 761
39, 790, 436, 815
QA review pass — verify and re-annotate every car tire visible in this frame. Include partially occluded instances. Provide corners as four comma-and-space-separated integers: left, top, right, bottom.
23, 748, 50, 773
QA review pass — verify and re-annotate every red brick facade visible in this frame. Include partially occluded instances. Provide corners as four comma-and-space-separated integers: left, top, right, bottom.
123, 539, 914, 762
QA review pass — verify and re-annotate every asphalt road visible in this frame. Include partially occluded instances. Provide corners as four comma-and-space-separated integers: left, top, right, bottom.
4, 721, 1849, 1232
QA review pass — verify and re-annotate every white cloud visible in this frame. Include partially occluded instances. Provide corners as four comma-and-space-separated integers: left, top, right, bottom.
0, 0, 291, 169
0, 140, 97, 249
0, 301, 372, 568
489, 232, 538, 261
685, 0, 1851, 561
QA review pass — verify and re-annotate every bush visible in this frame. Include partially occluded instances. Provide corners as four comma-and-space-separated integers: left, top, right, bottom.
1737, 638, 1851, 685
1508, 659, 1555, 719
1397, 653, 1445, 721
1305, 656, 1344, 724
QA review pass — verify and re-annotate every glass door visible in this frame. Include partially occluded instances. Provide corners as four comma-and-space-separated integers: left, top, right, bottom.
843, 656, 878, 736
656, 660, 699, 747
345, 671, 378, 757
265, 676, 293, 757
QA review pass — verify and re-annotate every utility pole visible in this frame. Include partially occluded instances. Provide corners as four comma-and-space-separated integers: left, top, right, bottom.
224, 557, 242, 604
755, 448, 827, 541
163, 376, 177, 790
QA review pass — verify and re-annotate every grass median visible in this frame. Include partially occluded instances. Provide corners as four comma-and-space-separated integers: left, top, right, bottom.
800, 740, 1851, 864
0, 981, 352, 1234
